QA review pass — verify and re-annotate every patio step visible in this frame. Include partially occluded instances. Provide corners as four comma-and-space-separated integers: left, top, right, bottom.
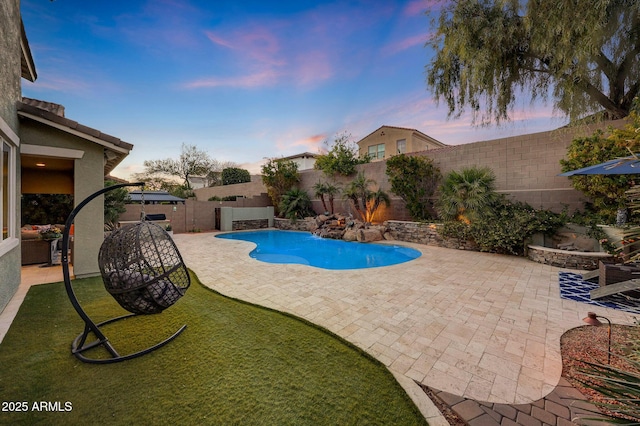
581, 270, 599, 281
590, 279, 640, 300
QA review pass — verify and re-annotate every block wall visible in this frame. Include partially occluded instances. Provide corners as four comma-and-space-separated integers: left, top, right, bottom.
196, 120, 629, 223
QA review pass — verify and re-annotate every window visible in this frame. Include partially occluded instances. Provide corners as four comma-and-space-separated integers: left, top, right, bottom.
0, 136, 16, 246
396, 139, 406, 154
1, 140, 12, 242
368, 143, 385, 160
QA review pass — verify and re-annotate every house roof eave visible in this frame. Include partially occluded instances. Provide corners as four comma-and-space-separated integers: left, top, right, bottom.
17, 101, 134, 176
20, 19, 37, 82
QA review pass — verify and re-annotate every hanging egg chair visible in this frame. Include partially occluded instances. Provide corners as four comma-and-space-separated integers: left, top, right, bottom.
99, 221, 190, 315
62, 183, 190, 364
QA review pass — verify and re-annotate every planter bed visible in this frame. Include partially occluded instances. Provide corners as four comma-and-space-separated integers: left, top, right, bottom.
527, 245, 614, 270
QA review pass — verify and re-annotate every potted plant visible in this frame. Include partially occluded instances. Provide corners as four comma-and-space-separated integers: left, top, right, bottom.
165, 223, 173, 236
39, 225, 62, 240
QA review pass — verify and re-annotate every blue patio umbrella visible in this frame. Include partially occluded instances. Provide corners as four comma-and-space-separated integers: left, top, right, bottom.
559, 155, 640, 176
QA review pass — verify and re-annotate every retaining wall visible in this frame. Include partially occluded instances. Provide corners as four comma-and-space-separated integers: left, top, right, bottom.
527, 245, 614, 270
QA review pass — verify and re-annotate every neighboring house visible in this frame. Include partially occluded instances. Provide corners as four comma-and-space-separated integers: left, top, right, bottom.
280, 152, 318, 170
356, 125, 447, 161
187, 175, 209, 189
18, 98, 133, 278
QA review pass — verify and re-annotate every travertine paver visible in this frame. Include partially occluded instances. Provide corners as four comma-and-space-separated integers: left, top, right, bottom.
173, 232, 634, 406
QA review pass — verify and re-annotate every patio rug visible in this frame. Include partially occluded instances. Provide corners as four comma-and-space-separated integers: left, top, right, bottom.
559, 272, 640, 314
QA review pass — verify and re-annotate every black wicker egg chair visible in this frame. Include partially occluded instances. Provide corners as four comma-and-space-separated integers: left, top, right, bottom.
62, 183, 190, 364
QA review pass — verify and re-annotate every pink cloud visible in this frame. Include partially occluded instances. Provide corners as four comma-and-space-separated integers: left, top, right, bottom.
273, 131, 328, 155
293, 134, 326, 150
205, 26, 284, 66
293, 51, 334, 86
382, 33, 428, 56
238, 159, 267, 175
205, 32, 234, 49
403, 0, 428, 17
184, 70, 281, 89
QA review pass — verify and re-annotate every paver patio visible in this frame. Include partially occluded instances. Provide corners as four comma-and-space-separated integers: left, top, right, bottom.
172, 231, 634, 408
2, 231, 636, 424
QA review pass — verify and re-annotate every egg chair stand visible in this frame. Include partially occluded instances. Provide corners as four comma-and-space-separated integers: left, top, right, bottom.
62, 182, 190, 364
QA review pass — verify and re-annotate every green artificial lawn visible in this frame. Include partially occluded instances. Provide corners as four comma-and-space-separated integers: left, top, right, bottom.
0, 272, 427, 425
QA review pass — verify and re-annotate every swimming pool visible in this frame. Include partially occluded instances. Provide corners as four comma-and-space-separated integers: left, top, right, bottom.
216, 230, 421, 270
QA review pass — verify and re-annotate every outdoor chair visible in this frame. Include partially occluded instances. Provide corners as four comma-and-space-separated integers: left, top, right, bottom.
62, 183, 190, 363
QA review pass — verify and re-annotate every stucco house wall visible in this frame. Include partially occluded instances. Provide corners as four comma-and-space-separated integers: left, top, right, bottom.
19, 117, 127, 278
0, 0, 26, 314
17, 96, 134, 279
357, 126, 446, 161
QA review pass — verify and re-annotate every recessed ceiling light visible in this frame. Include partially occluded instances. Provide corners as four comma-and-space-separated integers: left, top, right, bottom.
36, 162, 46, 167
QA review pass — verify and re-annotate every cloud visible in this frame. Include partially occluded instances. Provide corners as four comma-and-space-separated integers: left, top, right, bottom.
238, 159, 267, 175
23, 74, 92, 94
403, 0, 428, 17
184, 70, 281, 89
274, 132, 326, 154
205, 26, 284, 66
293, 50, 334, 85
184, 2, 404, 90
382, 33, 428, 56
292, 134, 326, 151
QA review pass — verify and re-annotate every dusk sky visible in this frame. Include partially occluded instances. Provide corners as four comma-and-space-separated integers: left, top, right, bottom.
21, 0, 566, 178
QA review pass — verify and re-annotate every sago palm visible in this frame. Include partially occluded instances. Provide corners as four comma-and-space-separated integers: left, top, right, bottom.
279, 188, 314, 220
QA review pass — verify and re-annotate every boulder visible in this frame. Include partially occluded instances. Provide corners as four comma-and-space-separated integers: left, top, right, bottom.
343, 229, 358, 242
316, 215, 329, 226
357, 228, 383, 242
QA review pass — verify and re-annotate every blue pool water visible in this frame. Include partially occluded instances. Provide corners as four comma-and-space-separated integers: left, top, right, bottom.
216, 230, 421, 270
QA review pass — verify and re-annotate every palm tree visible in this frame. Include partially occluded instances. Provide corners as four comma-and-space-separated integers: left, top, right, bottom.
436, 166, 498, 223
343, 172, 390, 223
313, 181, 329, 213
366, 188, 390, 223
313, 181, 341, 214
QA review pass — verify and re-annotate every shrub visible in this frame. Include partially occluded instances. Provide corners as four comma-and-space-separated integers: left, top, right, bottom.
386, 154, 441, 221
222, 167, 251, 185
314, 132, 369, 177
439, 198, 566, 255
560, 112, 640, 223
279, 188, 315, 221
104, 181, 130, 229
471, 200, 566, 255
439, 221, 473, 241
262, 158, 300, 215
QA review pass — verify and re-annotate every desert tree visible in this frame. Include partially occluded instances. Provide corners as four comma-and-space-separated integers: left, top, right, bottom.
141, 143, 214, 190
427, 0, 640, 125
314, 132, 369, 177
261, 158, 300, 214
